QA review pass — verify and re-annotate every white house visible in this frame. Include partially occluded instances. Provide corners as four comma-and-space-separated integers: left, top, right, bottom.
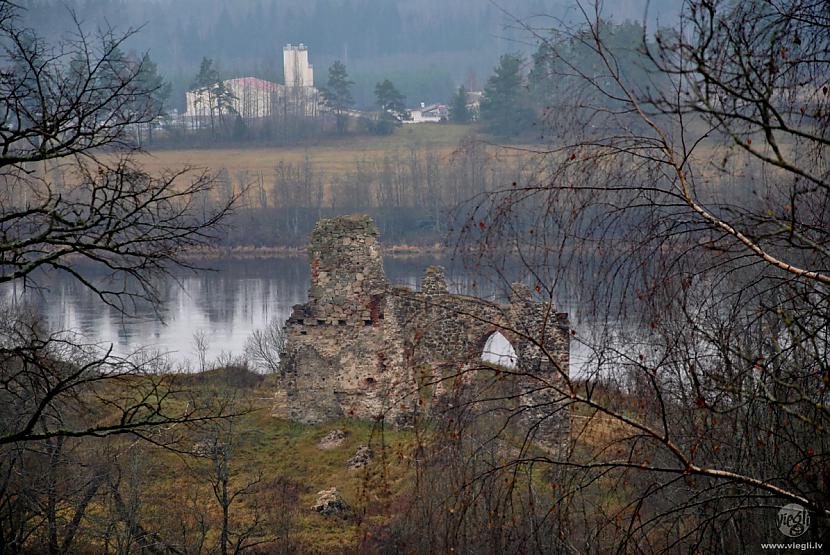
408, 103, 449, 123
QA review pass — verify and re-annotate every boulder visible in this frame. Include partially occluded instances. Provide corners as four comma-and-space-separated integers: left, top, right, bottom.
317, 429, 348, 450
347, 444, 373, 469
312, 487, 352, 518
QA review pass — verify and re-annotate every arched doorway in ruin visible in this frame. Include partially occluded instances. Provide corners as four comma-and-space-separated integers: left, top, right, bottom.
481, 331, 518, 369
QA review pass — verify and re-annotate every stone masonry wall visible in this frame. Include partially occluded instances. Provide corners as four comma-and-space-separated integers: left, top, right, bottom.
276, 215, 570, 447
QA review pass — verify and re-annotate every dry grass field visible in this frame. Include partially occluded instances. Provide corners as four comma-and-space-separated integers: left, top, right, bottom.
133, 124, 479, 179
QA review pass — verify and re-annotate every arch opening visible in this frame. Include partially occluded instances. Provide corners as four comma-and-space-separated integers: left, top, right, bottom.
481, 331, 518, 369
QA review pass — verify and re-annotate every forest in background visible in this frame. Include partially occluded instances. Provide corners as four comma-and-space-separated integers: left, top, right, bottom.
20, 0, 682, 110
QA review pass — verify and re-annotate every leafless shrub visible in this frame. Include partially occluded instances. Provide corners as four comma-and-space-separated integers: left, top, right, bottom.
245, 319, 286, 375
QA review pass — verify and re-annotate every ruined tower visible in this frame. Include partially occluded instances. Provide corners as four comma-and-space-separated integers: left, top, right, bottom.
276, 215, 571, 448
277, 215, 404, 424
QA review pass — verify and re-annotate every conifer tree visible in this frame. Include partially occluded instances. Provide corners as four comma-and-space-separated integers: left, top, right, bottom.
375, 79, 406, 116
449, 85, 471, 123
134, 53, 170, 144
321, 60, 354, 134
480, 54, 534, 137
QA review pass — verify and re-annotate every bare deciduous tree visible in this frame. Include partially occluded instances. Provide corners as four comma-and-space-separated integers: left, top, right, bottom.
0, 0, 239, 445
0, 2, 241, 549
245, 318, 287, 375
196, 415, 269, 555
446, 0, 829, 552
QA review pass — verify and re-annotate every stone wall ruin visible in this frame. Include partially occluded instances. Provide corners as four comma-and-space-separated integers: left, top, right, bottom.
275, 215, 570, 447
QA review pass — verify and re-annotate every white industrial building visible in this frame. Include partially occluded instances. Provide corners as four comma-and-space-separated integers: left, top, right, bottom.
283, 44, 314, 88
184, 44, 319, 123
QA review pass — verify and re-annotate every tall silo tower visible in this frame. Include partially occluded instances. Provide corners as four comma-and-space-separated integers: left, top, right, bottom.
283, 44, 314, 88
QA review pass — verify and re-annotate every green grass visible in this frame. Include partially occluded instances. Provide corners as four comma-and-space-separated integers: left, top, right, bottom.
150, 384, 416, 552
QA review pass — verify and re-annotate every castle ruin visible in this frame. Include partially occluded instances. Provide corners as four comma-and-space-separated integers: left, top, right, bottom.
275, 215, 570, 447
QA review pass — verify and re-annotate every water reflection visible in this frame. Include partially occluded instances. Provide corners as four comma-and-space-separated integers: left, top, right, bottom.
0, 256, 480, 365
1, 256, 589, 369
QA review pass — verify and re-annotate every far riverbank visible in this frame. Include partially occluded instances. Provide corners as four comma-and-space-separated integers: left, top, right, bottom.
182, 243, 452, 260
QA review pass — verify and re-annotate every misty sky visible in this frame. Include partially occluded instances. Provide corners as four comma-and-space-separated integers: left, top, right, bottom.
22, 0, 683, 108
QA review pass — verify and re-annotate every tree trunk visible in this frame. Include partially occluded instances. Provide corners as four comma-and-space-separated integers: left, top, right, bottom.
220, 447, 229, 555
46, 437, 63, 555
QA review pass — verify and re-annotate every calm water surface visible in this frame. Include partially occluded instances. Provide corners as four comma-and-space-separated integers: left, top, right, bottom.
3, 256, 504, 367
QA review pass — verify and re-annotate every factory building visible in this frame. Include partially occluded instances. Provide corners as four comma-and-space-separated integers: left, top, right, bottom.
184, 44, 318, 122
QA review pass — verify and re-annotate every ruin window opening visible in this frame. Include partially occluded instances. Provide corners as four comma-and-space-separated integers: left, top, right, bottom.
364, 320, 372, 326
481, 332, 518, 369
338, 320, 346, 325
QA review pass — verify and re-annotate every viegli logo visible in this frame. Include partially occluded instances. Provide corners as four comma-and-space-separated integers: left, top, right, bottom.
777, 503, 810, 538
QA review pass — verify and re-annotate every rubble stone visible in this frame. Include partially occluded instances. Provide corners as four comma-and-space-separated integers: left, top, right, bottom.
317, 429, 348, 450
346, 445, 373, 469
312, 487, 352, 518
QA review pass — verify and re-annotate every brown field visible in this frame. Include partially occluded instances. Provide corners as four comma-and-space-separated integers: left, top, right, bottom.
133, 124, 480, 179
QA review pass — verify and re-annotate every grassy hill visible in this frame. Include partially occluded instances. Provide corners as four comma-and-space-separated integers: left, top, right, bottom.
101, 369, 420, 554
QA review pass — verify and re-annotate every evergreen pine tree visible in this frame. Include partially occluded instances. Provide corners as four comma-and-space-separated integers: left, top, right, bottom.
374, 79, 407, 116
135, 53, 171, 144
449, 85, 471, 123
191, 57, 219, 90
480, 54, 534, 137
320, 61, 354, 134
190, 57, 235, 134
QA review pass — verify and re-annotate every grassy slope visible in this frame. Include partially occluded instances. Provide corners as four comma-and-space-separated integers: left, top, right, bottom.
238, 410, 412, 551
141, 386, 418, 554
70, 370, 642, 553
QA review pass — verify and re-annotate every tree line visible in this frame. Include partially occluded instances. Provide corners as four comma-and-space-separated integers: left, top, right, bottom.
210, 142, 530, 247
22, 0, 681, 111
39, 12, 663, 148
142, 17, 667, 146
